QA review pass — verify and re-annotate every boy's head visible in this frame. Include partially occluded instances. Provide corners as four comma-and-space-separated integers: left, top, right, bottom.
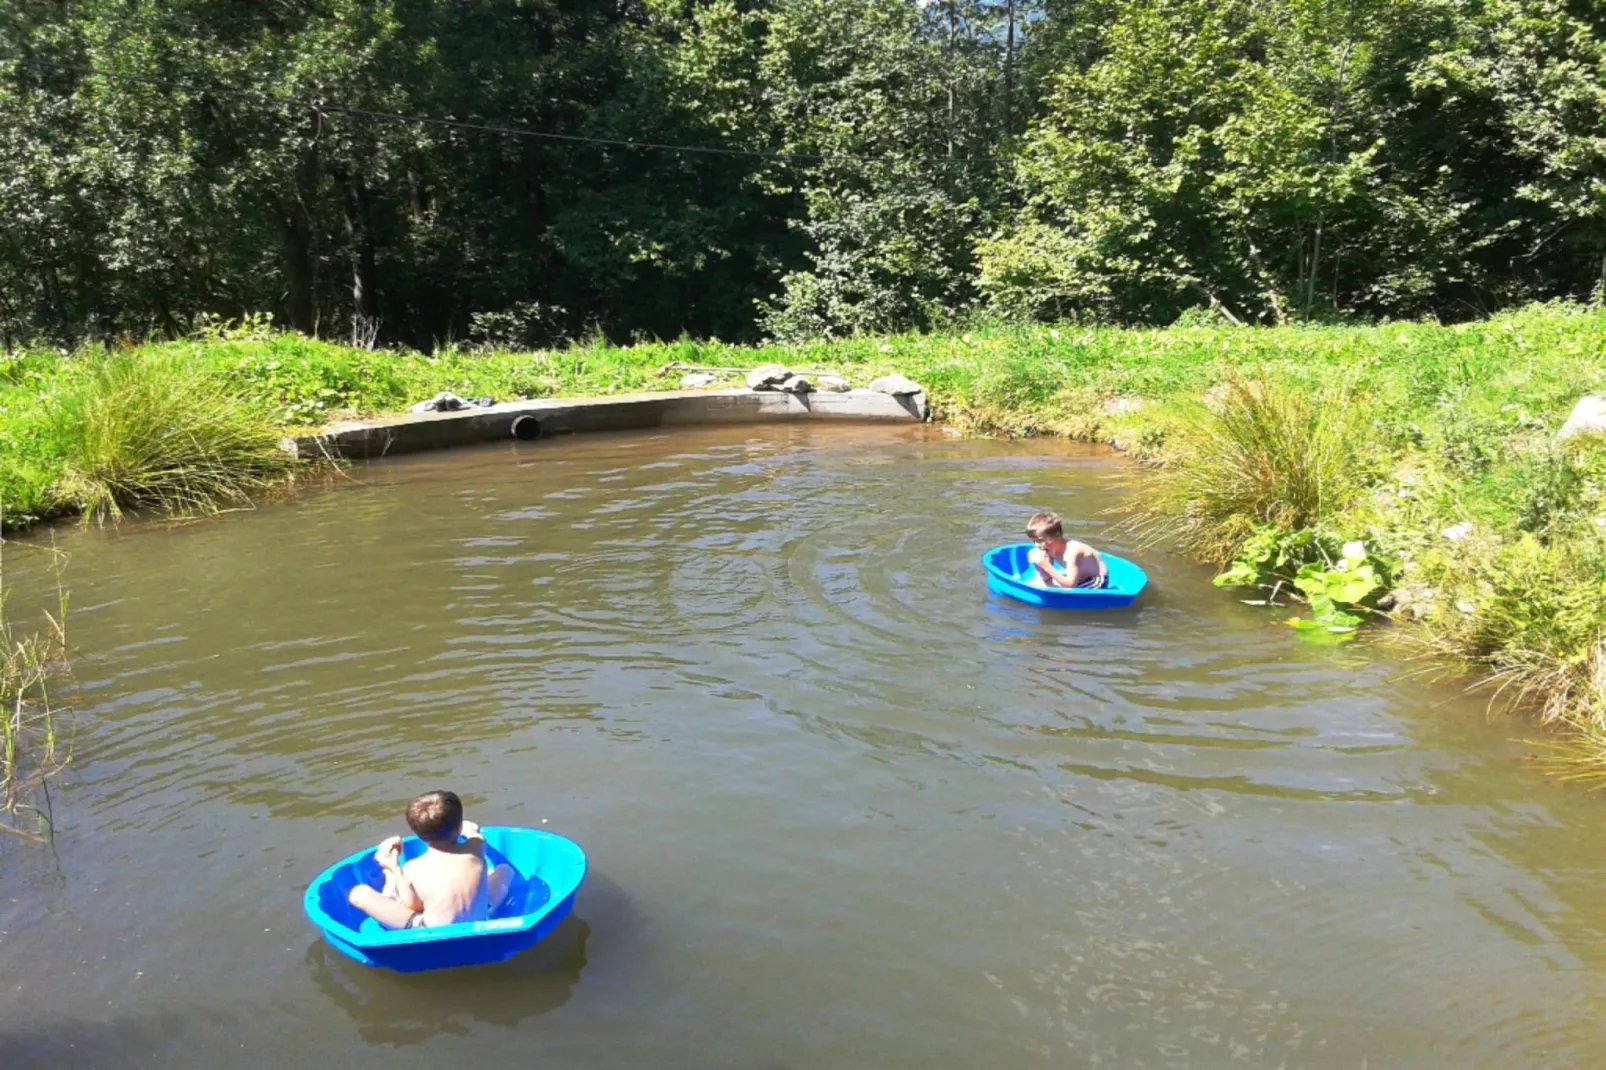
405, 790, 464, 845
1026, 511, 1066, 551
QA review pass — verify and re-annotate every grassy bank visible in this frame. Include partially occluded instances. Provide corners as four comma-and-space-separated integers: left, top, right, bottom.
2, 306, 1604, 768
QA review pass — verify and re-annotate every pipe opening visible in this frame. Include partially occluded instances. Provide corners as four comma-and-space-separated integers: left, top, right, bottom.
510, 415, 542, 441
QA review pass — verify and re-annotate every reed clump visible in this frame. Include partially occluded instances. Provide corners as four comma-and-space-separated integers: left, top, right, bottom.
1407, 528, 1606, 752
0, 541, 71, 840
1117, 378, 1371, 565
47, 353, 299, 523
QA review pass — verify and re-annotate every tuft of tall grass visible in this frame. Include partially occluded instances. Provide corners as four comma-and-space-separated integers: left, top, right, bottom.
48, 354, 299, 522
1416, 533, 1606, 730
0, 537, 71, 840
1118, 378, 1370, 564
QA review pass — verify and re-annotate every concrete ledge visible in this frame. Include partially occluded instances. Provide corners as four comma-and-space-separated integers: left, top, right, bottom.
293, 387, 927, 459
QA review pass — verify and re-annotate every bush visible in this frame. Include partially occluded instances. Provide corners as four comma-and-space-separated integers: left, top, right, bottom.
1426, 534, 1606, 728
1121, 377, 1371, 563
48, 353, 298, 522
0, 462, 56, 531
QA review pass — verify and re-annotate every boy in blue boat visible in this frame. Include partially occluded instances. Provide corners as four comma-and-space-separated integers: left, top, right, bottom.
1025, 510, 1107, 589
348, 790, 514, 930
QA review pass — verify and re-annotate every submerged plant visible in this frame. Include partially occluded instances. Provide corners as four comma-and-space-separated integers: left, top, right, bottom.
1119, 376, 1370, 563
48, 353, 299, 522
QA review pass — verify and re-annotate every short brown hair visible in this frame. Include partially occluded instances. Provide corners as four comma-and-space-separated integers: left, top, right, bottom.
405, 790, 464, 843
1026, 511, 1064, 541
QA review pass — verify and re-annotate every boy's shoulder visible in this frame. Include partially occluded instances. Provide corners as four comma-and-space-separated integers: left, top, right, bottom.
403, 847, 437, 872
406, 844, 485, 879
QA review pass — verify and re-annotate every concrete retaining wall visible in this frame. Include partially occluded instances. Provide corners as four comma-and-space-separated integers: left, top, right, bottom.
293, 387, 927, 460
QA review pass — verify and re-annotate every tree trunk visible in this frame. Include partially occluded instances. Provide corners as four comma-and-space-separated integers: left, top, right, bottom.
1004, 0, 1017, 136
281, 128, 319, 335
281, 211, 315, 334
407, 167, 429, 224
946, 0, 957, 156
1305, 217, 1323, 311
337, 168, 378, 325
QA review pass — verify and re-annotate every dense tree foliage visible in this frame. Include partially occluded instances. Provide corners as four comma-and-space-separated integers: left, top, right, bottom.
1, 0, 1601, 346
984, 0, 1606, 324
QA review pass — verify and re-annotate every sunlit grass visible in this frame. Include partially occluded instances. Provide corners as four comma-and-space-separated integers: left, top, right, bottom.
1116, 377, 1371, 564
46, 352, 299, 523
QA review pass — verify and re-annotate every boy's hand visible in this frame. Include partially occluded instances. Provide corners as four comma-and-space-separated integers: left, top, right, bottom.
376, 835, 403, 871
459, 820, 482, 839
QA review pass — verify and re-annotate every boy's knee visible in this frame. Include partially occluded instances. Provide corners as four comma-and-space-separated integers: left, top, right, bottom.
488, 865, 514, 904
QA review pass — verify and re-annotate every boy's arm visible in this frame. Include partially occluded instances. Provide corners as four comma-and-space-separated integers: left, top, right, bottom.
460, 820, 487, 857
1066, 549, 1104, 584
1030, 548, 1076, 588
377, 838, 425, 912
1075, 546, 1107, 584
392, 867, 425, 913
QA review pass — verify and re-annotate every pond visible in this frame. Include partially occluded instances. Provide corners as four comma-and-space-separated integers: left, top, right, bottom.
5, 424, 1606, 1068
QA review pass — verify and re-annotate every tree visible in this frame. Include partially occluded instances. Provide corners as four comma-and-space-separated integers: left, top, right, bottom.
979, 0, 1606, 324
756, 0, 1007, 339
1, 0, 1600, 344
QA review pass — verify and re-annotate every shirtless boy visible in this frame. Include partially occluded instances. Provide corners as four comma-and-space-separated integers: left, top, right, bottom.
348, 790, 514, 930
1025, 510, 1107, 589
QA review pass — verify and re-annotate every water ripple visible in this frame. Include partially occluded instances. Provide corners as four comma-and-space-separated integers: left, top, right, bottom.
3, 425, 1604, 1068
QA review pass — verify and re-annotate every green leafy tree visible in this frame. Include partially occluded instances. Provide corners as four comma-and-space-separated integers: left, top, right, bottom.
755, 0, 1014, 339
981, 0, 1606, 324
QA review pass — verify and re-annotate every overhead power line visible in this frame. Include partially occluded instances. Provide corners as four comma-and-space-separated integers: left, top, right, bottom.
6, 56, 1002, 168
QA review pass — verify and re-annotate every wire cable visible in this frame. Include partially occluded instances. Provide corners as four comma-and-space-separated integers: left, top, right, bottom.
6, 55, 1002, 167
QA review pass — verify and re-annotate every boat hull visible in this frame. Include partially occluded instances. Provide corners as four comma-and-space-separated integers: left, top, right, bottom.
981, 543, 1148, 610
304, 826, 586, 973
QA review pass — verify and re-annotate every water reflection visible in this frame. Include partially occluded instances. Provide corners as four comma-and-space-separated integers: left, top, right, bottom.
4, 426, 1606, 1068
305, 916, 591, 1045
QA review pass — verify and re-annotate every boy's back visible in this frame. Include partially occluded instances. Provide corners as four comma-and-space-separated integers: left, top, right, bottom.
404, 838, 489, 927
347, 791, 514, 931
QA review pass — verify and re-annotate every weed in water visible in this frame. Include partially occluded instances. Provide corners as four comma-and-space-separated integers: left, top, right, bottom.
0, 534, 71, 840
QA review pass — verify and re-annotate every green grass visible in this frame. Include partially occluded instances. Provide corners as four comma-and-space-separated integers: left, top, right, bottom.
47, 352, 299, 522
1116, 377, 1374, 565
2, 304, 1605, 771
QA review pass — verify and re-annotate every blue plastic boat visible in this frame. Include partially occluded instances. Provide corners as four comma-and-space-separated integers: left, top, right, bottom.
982, 543, 1148, 609
303, 826, 586, 973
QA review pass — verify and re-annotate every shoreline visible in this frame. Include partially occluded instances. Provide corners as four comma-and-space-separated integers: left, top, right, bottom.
291, 386, 927, 459
2, 305, 1602, 773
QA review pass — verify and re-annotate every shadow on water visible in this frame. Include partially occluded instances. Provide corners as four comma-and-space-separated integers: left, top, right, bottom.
305, 914, 591, 1045
1, 1011, 224, 1070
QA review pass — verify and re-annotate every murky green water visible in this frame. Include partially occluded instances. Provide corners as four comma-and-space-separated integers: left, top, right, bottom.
4, 424, 1606, 1068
